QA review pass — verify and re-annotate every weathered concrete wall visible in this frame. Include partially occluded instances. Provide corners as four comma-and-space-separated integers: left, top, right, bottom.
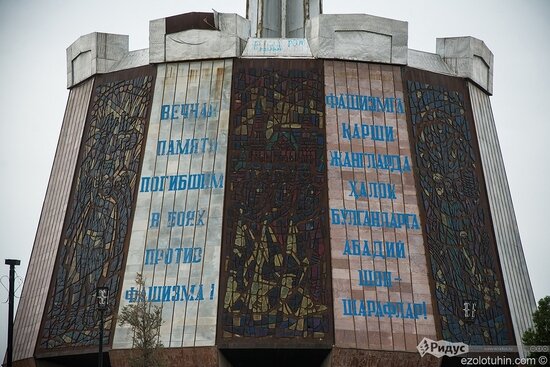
307, 14, 408, 65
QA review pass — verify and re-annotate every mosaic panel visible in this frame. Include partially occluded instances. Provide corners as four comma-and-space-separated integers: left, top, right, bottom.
38, 68, 155, 350
405, 73, 514, 344
218, 59, 332, 346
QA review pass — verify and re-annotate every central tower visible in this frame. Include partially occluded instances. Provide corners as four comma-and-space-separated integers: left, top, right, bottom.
247, 0, 322, 38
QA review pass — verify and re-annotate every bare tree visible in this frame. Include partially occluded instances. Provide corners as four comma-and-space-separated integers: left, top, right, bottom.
118, 273, 165, 367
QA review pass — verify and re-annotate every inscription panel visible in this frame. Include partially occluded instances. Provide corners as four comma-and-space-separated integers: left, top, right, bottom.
325, 61, 437, 351
113, 60, 232, 348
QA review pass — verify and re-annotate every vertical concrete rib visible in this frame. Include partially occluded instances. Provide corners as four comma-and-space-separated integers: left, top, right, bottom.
11, 79, 94, 361
468, 82, 537, 356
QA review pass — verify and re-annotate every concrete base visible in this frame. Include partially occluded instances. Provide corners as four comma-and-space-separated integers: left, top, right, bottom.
328, 348, 441, 367
109, 347, 219, 367
10, 358, 37, 367
11, 347, 442, 367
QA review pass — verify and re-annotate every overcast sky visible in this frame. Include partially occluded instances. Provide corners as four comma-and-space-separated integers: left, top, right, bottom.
0, 0, 548, 357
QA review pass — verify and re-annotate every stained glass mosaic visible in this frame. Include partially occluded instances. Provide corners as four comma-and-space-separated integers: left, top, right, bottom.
39, 68, 155, 350
405, 76, 514, 344
218, 59, 332, 346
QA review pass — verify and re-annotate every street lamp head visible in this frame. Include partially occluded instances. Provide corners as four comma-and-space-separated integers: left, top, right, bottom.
96, 287, 110, 310
5, 259, 21, 266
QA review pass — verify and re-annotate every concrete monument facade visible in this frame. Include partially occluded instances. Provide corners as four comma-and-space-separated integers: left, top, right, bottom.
8, 2, 535, 367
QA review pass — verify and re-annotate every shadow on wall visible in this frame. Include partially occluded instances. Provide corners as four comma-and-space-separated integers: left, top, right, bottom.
35, 352, 109, 367
220, 348, 331, 367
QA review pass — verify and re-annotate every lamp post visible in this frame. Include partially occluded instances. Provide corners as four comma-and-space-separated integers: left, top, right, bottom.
96, 286, 109, 367
5, 259, 20, 367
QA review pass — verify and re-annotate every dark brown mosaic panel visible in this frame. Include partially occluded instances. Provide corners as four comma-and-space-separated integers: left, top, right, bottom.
403, 69, 514, 345
218, 59, 332, 347
38, 67, 156, 352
